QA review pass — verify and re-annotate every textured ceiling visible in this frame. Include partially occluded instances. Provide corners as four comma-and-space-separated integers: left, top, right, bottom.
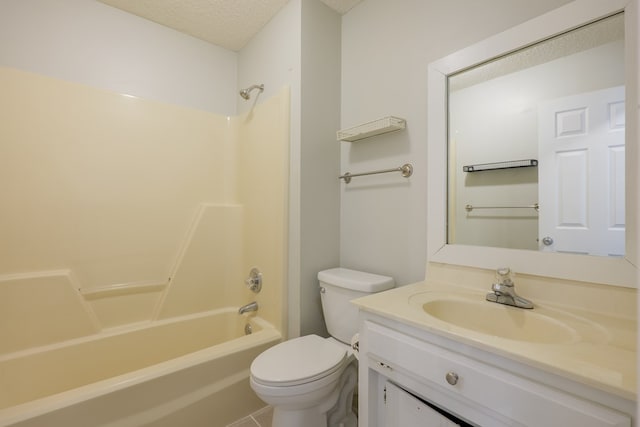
98, 0, 362, 51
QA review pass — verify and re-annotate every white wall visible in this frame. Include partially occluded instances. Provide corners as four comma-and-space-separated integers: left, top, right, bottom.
0, 0, 237, 114
238, 0, 341, 338
237, 1, 302, 116
299, 0, 342, 336
340, 0, 573, 286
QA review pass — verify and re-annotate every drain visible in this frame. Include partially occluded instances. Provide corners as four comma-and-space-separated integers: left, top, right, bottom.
244, 323, 253, 335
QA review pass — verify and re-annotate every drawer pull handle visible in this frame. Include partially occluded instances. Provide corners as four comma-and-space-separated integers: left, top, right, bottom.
445, 371, 459, 386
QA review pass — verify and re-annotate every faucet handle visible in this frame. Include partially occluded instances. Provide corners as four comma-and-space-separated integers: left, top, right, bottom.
496, 267, 511, 277
495, 267, 514, 286
245, 268, 262, 293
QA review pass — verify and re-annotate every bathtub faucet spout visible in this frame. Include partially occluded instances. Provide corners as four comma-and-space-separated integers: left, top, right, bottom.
238, 301, 258, 314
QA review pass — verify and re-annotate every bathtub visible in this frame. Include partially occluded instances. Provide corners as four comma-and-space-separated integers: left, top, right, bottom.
0, 308, 281, 427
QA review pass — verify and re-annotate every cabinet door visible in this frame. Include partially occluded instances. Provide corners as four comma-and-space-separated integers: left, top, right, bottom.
383, 381, 466, 427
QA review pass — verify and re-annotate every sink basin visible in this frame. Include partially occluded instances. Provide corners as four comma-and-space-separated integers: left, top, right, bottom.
421, 298, 578, 344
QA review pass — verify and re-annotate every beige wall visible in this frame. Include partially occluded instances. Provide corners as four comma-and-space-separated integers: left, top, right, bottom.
0, 68, 288, 354
237, 90, 290, 334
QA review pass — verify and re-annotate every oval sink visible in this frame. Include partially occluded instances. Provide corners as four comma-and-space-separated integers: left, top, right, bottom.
421, 298, 577, 344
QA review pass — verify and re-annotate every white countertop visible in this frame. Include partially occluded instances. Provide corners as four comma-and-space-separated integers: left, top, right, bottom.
353, 279, 637, 401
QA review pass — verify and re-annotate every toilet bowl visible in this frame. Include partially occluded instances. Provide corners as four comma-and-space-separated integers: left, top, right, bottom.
250, 335, 357, 427
250, 268, 394, 427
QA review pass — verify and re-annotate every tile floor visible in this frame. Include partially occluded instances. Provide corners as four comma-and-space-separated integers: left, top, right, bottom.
226, 393, 356, 426
226, 406, 273, 427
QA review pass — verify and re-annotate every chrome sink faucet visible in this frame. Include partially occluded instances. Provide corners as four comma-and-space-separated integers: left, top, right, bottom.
486, 267, 533, 309
238, 301, 258, 314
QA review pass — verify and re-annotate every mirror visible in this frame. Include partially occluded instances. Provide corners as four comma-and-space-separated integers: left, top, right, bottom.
448, 14, 625, 256
428, 0, 637, 287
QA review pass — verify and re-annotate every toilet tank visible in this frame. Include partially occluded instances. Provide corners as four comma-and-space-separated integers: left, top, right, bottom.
318, 268, 394, 344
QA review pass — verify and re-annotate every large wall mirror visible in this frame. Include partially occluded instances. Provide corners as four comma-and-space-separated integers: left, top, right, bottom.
427, 0, 638, 287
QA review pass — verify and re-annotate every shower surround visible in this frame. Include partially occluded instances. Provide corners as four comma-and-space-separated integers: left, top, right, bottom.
0, 66, 289, 426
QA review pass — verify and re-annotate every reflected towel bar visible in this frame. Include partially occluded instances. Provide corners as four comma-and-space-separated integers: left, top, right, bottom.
339, 163, 413, 184
465, 203, 539, 212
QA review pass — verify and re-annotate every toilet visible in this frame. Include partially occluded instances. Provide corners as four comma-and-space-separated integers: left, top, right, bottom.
250, 268, 394, 427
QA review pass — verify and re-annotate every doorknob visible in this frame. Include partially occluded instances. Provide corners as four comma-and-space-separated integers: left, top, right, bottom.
542, 236, 554, 246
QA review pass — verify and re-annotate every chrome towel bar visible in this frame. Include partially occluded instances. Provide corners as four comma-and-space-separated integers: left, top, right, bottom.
339, 163, 413, 184
465, 203, 539, 212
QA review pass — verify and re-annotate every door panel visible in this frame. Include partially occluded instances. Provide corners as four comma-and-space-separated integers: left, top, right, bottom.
538, 86, 625, 256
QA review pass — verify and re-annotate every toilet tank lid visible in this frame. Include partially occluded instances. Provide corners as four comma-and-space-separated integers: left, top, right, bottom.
318, 268, 394, 292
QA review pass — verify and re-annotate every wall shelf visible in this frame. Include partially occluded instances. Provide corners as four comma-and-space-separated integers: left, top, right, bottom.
463, 159, 537, 172
337, 116, 406, 142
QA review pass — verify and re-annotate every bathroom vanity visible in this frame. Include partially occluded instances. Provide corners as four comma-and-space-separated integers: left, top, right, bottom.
353, 272, 637, 426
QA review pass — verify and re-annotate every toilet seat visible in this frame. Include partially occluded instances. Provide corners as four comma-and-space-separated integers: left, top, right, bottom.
251, 335, 347, 387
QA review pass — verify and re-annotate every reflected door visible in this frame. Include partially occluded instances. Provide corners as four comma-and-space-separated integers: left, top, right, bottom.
538, 86, 625, 256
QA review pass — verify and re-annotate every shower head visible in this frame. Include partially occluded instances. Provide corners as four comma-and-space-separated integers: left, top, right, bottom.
239, 84, 264, 100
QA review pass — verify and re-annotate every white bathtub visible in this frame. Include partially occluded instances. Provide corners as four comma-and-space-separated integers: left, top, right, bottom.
0, 308, 281, 427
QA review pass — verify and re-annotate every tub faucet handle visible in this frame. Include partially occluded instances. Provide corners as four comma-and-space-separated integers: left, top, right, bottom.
245, 268, 262, 293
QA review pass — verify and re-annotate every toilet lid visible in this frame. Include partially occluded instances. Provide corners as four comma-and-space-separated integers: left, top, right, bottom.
251, 335, 347, 387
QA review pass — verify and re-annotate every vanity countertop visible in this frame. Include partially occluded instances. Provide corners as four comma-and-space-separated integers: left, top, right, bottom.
352, 279, 637, 402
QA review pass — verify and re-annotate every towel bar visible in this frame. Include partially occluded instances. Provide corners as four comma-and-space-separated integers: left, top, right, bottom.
339, 163, 413, 184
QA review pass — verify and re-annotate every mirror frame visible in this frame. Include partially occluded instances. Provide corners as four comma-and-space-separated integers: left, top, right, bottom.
427, 0, 638, 287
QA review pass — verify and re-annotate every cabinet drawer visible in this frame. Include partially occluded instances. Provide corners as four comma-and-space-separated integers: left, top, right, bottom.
364, 321, 630, 427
